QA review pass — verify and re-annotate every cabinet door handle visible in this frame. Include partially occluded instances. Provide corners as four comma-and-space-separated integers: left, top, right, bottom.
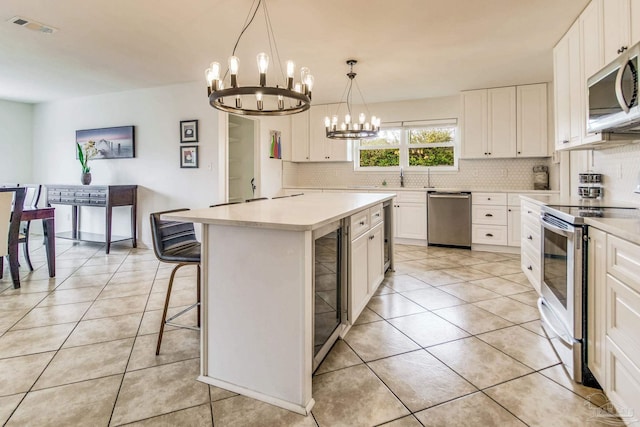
527, 265, 533, 271
359, 221, 365, 226
527, 235, 533, 240
486, 233, 494, 237
618, 46, 628, 54
527, 210, 532, 214
487, 198, 491, 201
562, 140, 569, 144
369, 235, 375, 240
485, 213, 493, 217
375, 213, 380, 217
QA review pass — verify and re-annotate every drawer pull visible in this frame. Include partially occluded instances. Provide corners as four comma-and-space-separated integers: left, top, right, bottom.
487, 198, 491, 201
527, 265, 533, 271
359, 221, 365, 226
375, 213, 380, 217
527, 235, 533, 240
527, 210, 532, 214
485, 233, 493, 237
485, 213, 493, 217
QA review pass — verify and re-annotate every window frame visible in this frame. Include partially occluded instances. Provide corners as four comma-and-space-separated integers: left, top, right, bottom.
354, 119, 459, 172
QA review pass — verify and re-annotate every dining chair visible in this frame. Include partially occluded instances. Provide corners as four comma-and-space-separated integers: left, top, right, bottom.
149, 209, 201, 355
17, 184, 42, 271
0, 187, 26, 286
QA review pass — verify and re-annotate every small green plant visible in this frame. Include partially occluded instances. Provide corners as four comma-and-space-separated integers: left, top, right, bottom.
77, 141, 97, 173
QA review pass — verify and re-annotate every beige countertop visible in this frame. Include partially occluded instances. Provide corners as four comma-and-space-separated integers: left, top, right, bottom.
286, 186, 559, 194
163, 192, 395, 232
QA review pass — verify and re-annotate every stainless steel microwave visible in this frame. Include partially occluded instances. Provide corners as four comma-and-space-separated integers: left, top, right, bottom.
587, 41, 640, 134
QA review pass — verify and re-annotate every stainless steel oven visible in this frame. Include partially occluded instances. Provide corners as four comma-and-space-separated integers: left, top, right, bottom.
539, 207, 587, 383
539, 204, 640, 387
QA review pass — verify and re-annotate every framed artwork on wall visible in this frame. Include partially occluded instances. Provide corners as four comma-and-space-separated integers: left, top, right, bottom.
76, 125, 135, 159
180, 120, 198, 143
180, 146, 198, 168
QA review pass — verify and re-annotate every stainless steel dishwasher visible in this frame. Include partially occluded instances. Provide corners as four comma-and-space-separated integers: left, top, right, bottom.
427, 192, 471, 248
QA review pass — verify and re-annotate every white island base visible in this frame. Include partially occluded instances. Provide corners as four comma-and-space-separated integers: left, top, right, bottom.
164, 193, 394, 415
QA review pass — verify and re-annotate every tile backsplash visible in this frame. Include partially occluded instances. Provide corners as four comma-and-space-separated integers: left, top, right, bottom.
592, 143, 640, 203
284, 158, 556, 191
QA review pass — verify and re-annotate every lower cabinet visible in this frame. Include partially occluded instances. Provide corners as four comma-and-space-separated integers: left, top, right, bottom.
520, 200, 542, 293
349, 219, 384, 323
588, 230, 640, 420
393, 191, 427, 241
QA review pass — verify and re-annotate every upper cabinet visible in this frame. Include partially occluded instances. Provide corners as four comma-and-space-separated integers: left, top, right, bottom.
290, 104, 352, 162
554, 0, 640, 151
461, 84, 548, 159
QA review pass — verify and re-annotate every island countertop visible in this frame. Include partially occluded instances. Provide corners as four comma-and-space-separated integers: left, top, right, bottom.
163, 192, 396, 231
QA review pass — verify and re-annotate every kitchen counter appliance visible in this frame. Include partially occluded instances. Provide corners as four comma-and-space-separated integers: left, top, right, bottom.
539, 204, 640, 386
427, 192, 471, 248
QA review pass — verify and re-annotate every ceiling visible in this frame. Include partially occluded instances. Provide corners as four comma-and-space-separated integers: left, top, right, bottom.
0, 0, 589, 105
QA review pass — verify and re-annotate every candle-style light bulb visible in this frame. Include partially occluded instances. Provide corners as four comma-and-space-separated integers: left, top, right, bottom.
345, 114, 351, 124
341, 123, 347, 131
324, 116, 331, 128
256, 92, 263, 110
235, 94, 242, 108
305, 74, 314, 99
229, 56, 240, 88
300, 67, 310, 94
278, 94, 284, 110
286, 61, 295, 79
257, 53, 269, 86
332, 116, 338, 125
210, 62, 221, 80
359, 113, 366, 124
294, 83, 301, 93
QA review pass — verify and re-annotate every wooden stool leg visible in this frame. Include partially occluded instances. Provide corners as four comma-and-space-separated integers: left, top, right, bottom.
156, 263, 181, 355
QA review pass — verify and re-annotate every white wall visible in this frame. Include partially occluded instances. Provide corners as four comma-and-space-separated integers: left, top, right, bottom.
256, 115, 290, 197
32, 82, 220, 248
0, 99, 33, 183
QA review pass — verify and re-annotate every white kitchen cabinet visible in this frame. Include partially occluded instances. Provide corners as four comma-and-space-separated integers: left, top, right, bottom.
472, 192, 507, 246
309, 104, 352, 162
516, 84, 548, 157
290, 104, 352, 162
291, 110, 310, 161
460, 89, 488, 158
349, 214, 384, 323
393, 191, 427, 241
603, 0, 632, 64
554, 29, 572, 151
487, 86, 517, 158
587, 227, 607, 384
603, 234, 640, 421
632, 0, 640, 46
462, 85, 547, 158
581, 0, 604, 82
520, 199, 542, 293
507, 207, 521, 247
461, 88, 515, 158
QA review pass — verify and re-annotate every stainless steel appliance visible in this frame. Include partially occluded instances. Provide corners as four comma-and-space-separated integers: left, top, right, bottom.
539, 204, 640, 386
427, 192, 471, 248
587, 41, 640, 135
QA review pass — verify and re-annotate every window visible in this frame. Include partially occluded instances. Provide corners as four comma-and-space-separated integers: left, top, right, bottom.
356, 119, 458, 170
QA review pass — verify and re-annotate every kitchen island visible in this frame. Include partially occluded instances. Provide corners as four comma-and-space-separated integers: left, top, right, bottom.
163, 192, 395, 415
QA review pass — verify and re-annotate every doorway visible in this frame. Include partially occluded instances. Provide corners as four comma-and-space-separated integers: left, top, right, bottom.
228, 115, 258, 203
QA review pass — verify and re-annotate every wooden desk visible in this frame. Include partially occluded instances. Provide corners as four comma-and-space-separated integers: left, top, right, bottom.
46, 185, 137, 254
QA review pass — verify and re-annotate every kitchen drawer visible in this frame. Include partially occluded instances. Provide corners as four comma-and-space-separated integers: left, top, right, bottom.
521, 249, 541, 293
369, 203, 383, 226
607, 235, 640, 294
350, 209, 370, 240
472, 205, 507, 225
472, 192, 507, 206
521, 221, 541, 246
472, 224, 507, 245
521, 200, 542, 218
395, 191, 426, 204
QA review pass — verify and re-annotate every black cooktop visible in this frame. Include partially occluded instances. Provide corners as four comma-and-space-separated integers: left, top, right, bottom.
543, 204, 640, 224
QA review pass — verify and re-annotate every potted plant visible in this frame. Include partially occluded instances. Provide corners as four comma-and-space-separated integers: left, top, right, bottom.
77, 141, 97, 185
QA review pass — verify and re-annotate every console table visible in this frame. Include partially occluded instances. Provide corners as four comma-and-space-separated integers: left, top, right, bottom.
46, 185, 137, 254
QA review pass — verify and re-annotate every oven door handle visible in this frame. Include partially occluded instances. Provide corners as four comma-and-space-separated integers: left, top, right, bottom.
537, 298, 575, 347
540, 216, 573, 238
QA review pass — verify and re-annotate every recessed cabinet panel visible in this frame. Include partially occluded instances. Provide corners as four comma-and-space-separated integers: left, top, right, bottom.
487, 86, 517, 158
461, 90, 488, 158
291, 110, 310, 161
603, 0, 631, 64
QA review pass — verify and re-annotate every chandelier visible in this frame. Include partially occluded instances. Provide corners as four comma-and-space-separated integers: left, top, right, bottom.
325, 60, 381, 139
204, 0, 313, 116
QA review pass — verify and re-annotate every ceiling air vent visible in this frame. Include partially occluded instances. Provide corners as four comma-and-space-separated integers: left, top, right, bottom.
8, 16, 57, 34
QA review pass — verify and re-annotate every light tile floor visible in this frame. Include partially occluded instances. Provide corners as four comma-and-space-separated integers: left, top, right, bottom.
0, 240, 623, 426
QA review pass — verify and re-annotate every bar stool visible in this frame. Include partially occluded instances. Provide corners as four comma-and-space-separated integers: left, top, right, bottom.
149, 209, 201, 355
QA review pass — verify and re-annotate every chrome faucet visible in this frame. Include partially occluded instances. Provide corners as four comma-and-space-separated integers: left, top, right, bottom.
400, 167, 404, 188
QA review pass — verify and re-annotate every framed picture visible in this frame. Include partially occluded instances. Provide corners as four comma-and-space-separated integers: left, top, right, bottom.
180, 120, 198, 143
76, 126, 135, 159
180, 146, 198, 168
